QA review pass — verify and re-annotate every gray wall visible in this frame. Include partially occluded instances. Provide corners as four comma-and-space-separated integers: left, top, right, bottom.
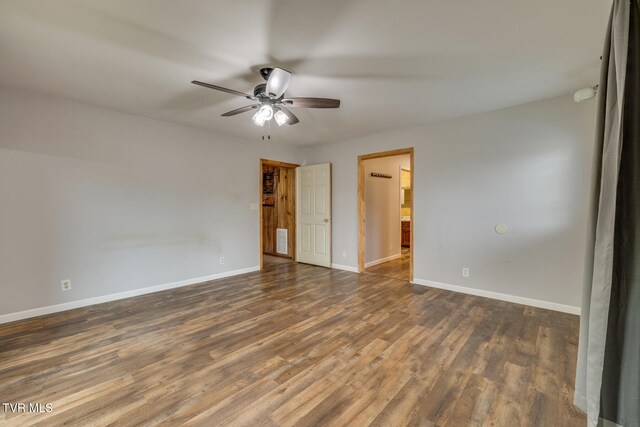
302, 95, 596, 308
0, 88, 299, 316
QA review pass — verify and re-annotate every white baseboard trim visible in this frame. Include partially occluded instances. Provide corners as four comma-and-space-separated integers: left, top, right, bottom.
330, 263, 359, 273
599, 418, 623, 427
364, 253, 402, 268
0, 266, 260, 325
411, 278, 581, 315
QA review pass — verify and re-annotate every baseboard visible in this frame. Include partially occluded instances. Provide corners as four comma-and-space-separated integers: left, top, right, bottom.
411, 278, 581, 315
364, 253, 402, 268
599, 418, 623, 427
1, 267, 580, 323
330, 263, 359, 273
0, 266, 260, 325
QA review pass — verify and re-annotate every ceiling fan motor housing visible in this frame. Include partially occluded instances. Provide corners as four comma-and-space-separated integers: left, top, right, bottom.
254, 83, 285, 102
254, 83, 267, 98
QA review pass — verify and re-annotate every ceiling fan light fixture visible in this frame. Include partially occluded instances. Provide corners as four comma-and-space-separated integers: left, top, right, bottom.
252, 110, 266, 126
259, 104, 274, 121
274, 109, 289, 126
265, 68, 292, 98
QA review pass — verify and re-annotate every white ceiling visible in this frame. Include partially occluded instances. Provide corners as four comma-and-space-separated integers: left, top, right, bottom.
0, 0, 611, 145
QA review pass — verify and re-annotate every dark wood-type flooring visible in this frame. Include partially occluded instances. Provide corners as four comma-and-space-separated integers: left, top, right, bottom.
0, 256, 585, 426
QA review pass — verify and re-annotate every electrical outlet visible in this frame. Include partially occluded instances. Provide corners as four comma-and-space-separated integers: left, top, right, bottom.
462, 268, 470, 278
342, 250, 347, 259
61, 279, 71, 291
219, 256, 225, 265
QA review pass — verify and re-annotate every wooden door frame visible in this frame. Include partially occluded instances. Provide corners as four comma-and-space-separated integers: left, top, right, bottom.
259, 158, 299, 270
358, 148, 414, 281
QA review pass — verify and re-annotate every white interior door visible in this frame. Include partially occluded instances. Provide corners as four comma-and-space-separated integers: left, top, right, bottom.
296, 163, 331, 267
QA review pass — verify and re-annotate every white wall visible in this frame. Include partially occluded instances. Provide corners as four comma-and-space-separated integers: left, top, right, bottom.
302, 95, 596, 310
0, 88, 300, 317
364, 155, 410, 265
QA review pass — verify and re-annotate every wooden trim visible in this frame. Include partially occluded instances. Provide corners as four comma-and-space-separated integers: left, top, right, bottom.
358, 157, 365, 273
357, 148, 414, 281
292, 169, 297, 264
410, 150, 414, 282
260, 159, 299, 169
358, 148, 414, 161
260, 159, 299, 270
260, 159, 263, 270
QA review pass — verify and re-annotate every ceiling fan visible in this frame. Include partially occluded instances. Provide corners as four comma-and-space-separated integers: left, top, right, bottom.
191, 67, 340, 127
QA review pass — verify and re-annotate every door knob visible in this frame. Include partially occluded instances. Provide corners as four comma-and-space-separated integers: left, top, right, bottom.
324, 218, 330, 223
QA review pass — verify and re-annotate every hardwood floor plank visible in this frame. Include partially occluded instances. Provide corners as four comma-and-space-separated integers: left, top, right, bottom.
443, 374, 492, 426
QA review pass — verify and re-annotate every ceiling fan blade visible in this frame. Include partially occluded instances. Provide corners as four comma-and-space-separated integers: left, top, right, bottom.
266, 68, 292, 98
279, 107, 300, 125
282, 97, 340, 108
221, 104, 261, 117
191, 80, 255, 100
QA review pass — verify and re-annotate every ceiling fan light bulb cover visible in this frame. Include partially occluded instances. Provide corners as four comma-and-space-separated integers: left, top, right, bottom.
266, 68, 292, 98
259, 105, 274, 120
252, 111, 266, 126
274, 110, 289, 126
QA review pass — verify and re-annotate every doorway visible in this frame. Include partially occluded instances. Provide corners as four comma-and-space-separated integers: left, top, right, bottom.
259, 159, 298, 270
358, 148, 414, 282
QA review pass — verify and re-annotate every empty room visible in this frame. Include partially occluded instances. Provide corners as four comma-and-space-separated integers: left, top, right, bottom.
1, 1, 638, 426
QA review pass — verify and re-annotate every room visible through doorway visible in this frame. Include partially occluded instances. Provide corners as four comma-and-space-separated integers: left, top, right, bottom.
259, 159, 298, 270
358, 148, 414, 282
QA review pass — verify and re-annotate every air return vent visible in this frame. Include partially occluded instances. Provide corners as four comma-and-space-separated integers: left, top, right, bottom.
276, 228, 288, 255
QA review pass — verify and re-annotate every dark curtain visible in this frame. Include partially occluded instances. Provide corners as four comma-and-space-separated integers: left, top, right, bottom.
601, 1, 640, 425
575, 0, 640, 426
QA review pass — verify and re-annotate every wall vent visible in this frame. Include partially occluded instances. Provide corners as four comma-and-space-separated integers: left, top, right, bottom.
276, 228, 288, 255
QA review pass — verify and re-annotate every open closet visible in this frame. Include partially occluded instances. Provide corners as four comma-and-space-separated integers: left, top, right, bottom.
260, 160, 297, 262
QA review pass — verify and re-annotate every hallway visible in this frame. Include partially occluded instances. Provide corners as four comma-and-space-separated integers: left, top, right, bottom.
365, 248, 410, 281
